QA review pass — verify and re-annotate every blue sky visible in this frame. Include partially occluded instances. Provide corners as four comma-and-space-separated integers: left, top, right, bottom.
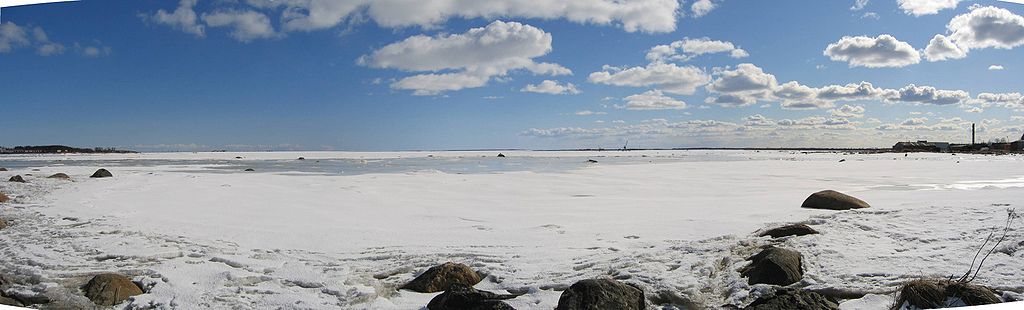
1, 0, 1023, 151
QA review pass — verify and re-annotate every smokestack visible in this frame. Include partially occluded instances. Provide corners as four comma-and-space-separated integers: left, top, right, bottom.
972, 123, 976, 146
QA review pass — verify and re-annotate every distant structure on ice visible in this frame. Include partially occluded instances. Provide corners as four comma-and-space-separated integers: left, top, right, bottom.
892, 123, 1024, 153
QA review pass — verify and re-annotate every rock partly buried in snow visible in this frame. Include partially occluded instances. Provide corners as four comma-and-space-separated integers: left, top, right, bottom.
555, 278, 645, 310
48, 173, 71, 180
740, 246, 803, 286
0, 167, 7, 171
0, 219, 8, 230
427, 283, 518, 310
90, 169, 113, 178
244, 168, 255, 172
0, 192, 8, 203
800, 190, 869, 210
8, 175, 26, 183
759, 224, 819, 238
744, 288, 838, 310
894, 279, 1001, 309
82, 273, 144, 306
0, 295, 21, 307
401, 262, 483, 293
497, 153, 506, 158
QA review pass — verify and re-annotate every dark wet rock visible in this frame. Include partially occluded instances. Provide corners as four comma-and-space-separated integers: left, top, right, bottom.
744, 288, 838, 310
48, 173, 71, 180
800, 190, 870, 210
0, 295, 21, 307
235, 156, 243, 159
0, 167, 7, 171
244, 168, 255, 172
297, 157, 306, 160
740, 246, 803, 286
5, 290, 50, 306
427, 283, 518, 310
401, 262, 483, 293
555, 278, 645, 310
90, 169, 113, 178
759, 224, 818, 238
587, 159, 598, 163
8, 175, 26, 183
497, 153, 506, 158
651, 290, 704, 309
838, 159, 846, 162
894, 279, 1001, 309
82, 273, 144, 306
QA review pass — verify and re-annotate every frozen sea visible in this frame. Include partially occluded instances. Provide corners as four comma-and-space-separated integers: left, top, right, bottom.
0, 150, 1022, 309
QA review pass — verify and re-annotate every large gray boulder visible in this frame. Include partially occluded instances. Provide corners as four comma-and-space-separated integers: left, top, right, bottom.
740, 247, 803, 286
90, 169, 113, 178
427, 283, 517, 310
800, 190, 869, 210
759, 224, 818, 239
555, 278, 645, 310
401, 262, 483, 293
8, 175, 26, 183
82, 273, 144, 306
744, 288, 838, 310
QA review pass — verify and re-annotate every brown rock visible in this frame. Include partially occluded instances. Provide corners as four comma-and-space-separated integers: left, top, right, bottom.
800, 190, 870, 210
0, 192, 8, 203
90, 169, 113, 178
427, 283, 518, 310
82, 273, 143, 306
8, 175, 26, 183
740, 246, 803, 286
894, 279, 1001, 309
401, 262, 483, 293
0, 219, 7, 230
759, 224, 819, 238
48, 173, 71, 180
0, 296, 22, 307
555, 278, 645, 310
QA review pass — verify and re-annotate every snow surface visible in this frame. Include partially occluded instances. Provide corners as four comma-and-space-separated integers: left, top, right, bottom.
0, 150, 1022, 309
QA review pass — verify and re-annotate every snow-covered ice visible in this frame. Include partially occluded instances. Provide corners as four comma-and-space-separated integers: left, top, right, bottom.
0, 150, 1021, 309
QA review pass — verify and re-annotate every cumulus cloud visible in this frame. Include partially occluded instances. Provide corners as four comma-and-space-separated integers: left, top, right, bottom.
898, 0, 961, 16
146, 0, 205, 37
622, 90, 687, 110
522, 80, 581, 95
829, 104, 866, 118
575, 110, 607, 116
202, 10, 279, 42
691, 0, 717, 18
0, 22, 30, 53
645, 37, 748, 62
0, 22, 76, 57
971, 92, 1024, 109
894, 84, 969, 105
988, 65, 1004, 70
359, 21, 569, 95
824, 34, 921, 68
851, 0, 869, 11
926, 7, 1024, 61
705, 63, 778, 107
588, 63, 710, 95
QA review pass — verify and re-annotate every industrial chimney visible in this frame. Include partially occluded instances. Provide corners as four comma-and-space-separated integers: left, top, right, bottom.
972, 123, 976, 146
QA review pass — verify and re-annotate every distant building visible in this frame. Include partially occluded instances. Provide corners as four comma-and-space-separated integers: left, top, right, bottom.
893, 141, 945, 152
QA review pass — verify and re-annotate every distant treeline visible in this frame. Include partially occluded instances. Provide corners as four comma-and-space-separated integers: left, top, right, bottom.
0, 145, 136, 154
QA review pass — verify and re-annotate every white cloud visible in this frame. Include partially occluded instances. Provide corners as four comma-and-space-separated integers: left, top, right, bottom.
31, 27, 63, 56
588, 62, 710, 95
0, 22, 78, 57
946, 6, 1024, 51
897, 0, 961, 16
705, 63, 777, 107
202, 10, 279, 42
816, 81, 897, 101
359, 21, 569, 95
575, 110, 607, 116
691, 0, 717, 18
971, 92, 1024, 109
894, 84, 969, 105
622, 90, 687, 110
0, 22, 30, 53
861, 12, 880, 19
923, 34, 966, 61
851, 0, 869, 11
645, 37, 748, 62
988, 65, 1004, 70
829, 104, 867, 118
824, 34, 921, 68
248, 0, 681, 33
147, 0, 205, 38
522, 80, 581, 95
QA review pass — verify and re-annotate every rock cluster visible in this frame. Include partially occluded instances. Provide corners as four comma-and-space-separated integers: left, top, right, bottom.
745, 288, 838, 310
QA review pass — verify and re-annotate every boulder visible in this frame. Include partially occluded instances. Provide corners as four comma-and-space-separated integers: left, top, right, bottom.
0, 296, 22, 307
759, 224, 818, 239
244, 168, 255, 172
8, 175, 26, 183
555, 278, 645, 310
90, 169, 113, 178
497, 153, 506, 158
0, 192, 8, 203
744, 288, 838, 310
401, 262, 483, 293
0, 219, 7, 230
740, 247, 803, 286
894, 279, 1001, 309
82, 273, 143, 306
427, 283, 518, 310
48, 173, 71, 180
297, 157, 306, 160
0, 167, 7, 171
800, 190, 869, 210
587, 159, 598, 163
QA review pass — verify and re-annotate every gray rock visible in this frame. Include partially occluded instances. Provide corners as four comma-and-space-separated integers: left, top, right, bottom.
744, 288, 838, 310
401, 262, 483, 293
759, 224, 818, 238
8, 175, 26, 183
90, 169, 113, 178
800, 190, 869, 210
48, 173, 71, 180
740, 247, 803, 286
0, 296, 21, 307
555, 278, 645, 310
427, 283, 518, 310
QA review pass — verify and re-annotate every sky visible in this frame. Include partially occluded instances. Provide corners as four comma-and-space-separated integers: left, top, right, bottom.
1, 0, 1023, 151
